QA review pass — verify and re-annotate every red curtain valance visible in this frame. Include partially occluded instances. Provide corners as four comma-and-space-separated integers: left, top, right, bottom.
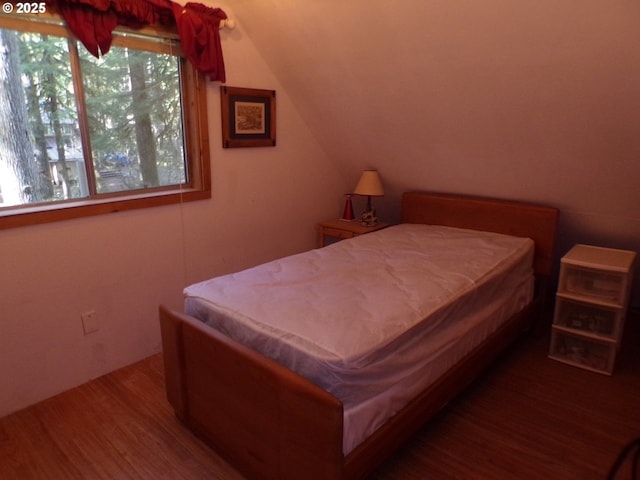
46, 0, 227, 82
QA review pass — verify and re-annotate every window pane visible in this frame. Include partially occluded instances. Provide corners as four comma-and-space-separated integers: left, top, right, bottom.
0, 28, 88, 206
0, 13, 210, 229
79, 46, 186, 194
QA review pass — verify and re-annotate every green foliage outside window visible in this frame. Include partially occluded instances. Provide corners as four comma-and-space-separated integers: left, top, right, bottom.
0, 15, 210, 228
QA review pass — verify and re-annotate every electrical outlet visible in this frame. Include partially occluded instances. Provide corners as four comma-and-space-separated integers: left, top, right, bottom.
81, 310, 99, 335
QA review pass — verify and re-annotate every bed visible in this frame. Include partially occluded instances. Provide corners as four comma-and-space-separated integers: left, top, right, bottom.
159, 191, 558, 480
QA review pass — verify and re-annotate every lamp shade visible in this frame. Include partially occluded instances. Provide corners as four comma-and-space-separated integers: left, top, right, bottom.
353, 170, 384, 197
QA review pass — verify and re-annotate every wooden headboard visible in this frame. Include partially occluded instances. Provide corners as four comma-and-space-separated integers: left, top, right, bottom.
401, 191, 559, 277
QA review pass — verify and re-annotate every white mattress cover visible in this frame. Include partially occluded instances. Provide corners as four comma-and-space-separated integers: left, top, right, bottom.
184, 224, 534, 454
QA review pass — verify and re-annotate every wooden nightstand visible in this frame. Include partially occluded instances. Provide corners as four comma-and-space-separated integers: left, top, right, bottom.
317, 219, 390, 247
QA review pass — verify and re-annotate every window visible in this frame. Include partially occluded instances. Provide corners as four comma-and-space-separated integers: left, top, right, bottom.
0, 13, 211, 229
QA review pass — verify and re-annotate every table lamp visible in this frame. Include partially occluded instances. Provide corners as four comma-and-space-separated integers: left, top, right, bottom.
353, 169, 384, 226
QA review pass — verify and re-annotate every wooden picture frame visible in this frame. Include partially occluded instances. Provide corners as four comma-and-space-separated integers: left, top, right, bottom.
220, 86, 276, 148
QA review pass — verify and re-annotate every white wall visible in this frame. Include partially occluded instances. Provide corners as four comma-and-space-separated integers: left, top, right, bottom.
232, 0, 640, 303
0, 4, 347, 418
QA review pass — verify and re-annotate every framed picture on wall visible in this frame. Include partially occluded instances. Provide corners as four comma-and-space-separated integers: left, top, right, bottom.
220, 86, 276, 148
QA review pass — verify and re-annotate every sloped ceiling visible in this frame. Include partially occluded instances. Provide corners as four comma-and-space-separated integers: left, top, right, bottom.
227, 1, 640, 226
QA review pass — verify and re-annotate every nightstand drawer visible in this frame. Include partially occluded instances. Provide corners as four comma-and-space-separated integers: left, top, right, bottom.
317, 220, 390, 247
322, 227, 356, 240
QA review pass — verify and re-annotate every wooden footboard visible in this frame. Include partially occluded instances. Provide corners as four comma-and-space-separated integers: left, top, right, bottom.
160, 299, 539, 480
159, 306, 344, 480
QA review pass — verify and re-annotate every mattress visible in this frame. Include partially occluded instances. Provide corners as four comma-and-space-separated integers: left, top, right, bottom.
184, 224, 534, 454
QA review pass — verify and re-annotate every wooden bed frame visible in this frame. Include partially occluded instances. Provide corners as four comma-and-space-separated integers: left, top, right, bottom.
159, 191, 559, 480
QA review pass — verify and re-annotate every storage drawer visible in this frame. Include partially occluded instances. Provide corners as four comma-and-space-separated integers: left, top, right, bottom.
553, 296, 623, 340
558, 265, 627, 303
549, 329, 616, 375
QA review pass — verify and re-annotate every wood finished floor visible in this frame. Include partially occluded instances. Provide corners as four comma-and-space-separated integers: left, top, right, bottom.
1, 312, 639, 480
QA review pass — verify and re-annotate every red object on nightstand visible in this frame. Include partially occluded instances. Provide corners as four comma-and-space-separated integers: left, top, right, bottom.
341, 194, 355, 221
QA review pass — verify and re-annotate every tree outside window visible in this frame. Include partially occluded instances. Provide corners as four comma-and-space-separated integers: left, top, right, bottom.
0, 15, 210, 228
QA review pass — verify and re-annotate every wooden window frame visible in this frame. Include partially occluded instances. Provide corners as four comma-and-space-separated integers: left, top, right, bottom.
0, 14, 211, 230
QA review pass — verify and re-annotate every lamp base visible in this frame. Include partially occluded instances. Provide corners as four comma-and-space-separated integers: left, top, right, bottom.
361, 208, 378, 226
360, 195, 379, 226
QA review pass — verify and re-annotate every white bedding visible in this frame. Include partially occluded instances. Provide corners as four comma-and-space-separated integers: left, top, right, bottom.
184, 224, 534, 454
